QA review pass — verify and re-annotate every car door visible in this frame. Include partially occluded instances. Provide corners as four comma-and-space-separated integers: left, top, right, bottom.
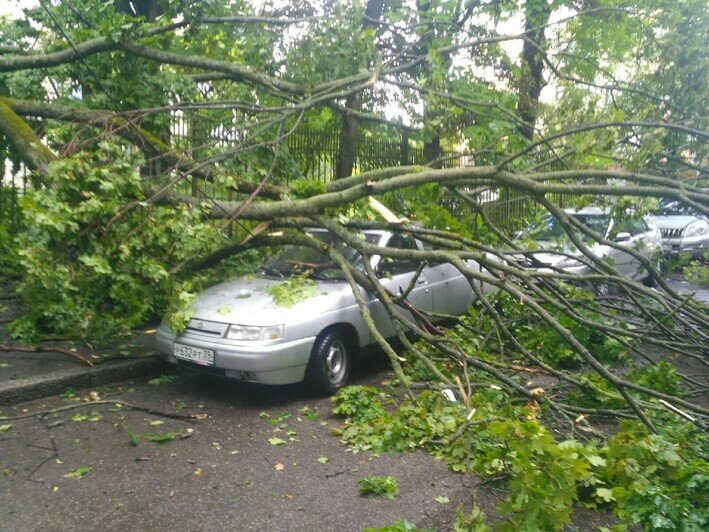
367, 233, 434, 339
610, 218, 652, 278
426, 259, 476, 316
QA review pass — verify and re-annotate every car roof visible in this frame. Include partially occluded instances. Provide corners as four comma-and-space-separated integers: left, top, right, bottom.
307, 228, 389, 238
564, 207, 608, 216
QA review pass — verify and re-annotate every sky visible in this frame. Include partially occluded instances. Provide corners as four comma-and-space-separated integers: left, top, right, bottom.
0, 0, 35, 18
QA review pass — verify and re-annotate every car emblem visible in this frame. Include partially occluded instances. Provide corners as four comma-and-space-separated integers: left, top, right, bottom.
194, 321, 205, 329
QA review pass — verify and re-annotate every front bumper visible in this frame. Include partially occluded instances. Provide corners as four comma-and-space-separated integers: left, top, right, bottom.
661, 235, 709, 258
155, 326, 316, 385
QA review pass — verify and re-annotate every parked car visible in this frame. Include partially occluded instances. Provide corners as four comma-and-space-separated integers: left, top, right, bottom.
514, 207, 662, 283
156, 229, 484, 394
648, 197, 709, 258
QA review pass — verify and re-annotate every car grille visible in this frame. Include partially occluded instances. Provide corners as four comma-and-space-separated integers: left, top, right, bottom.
661, 228, 684, 238
184, 318, 228, 337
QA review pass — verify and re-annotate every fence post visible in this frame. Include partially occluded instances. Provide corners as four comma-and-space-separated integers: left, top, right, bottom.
400, 131, 409, 166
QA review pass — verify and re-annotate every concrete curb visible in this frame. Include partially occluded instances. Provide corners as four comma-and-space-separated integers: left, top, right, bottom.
0, 356, 167, 406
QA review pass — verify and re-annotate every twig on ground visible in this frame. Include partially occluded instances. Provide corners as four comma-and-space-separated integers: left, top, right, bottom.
0, 399, 201, 422
0, 343, 94, 366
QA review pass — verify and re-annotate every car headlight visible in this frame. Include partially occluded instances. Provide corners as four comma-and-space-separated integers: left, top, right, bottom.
684, 220, 709, 237
226, 324, 285, 341
556, 257, 583, 268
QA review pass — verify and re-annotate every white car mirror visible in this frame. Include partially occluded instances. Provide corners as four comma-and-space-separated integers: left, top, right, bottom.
615, 232, 631, 242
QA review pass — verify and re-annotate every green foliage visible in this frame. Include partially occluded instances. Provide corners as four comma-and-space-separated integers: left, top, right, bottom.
266, 274, 317, 308
363, 519, 433, 532
683, 256, 709, 288
591, 421, 708, 530
453, 505, 490, 532
382, 184, 473, 238
0, 222, 20, 279
626, 360, 681, 396
64, 466, 92, 478
8, 142, 247, 344
145, 432, 181, 443
357, 476, 399, 499
333, 384, 706, 530
148, 375, 177, 386
466, 290, 627, 368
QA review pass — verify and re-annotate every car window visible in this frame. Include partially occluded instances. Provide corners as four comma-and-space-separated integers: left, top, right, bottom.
526, 213, 610, 242
656, 198, 700, 215
631, 218, 648, 235
612, 217, 647, 236
264, 231, 380, 279
380, 233, 420, 275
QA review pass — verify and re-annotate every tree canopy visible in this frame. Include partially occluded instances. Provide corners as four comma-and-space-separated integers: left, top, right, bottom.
0, 1, 707, 528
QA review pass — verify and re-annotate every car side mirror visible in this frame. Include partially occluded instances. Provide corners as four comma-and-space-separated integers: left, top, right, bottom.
615, 232, 631, 242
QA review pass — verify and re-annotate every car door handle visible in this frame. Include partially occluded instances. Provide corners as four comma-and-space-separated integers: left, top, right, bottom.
417, 276, 427, 284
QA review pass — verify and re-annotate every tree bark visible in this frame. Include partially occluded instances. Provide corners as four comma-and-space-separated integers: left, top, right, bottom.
517, 0, 552, 141
0, 97, 55, 181
335, 0, 385, 179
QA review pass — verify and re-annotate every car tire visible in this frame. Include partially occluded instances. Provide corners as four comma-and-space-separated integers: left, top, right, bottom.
305, 330, 351, 395
642, 263, 660, 287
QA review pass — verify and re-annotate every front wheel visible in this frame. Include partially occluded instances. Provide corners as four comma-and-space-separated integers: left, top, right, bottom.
305, 330, 351, 395
642, 261, 660, 287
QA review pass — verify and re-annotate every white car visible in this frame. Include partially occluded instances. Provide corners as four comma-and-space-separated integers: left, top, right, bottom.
515, 207, 662, 283
157, 229, 484, 394
649, 198, 709, 258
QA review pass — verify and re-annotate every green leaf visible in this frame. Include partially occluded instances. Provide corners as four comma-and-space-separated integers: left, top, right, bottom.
127, 431, 139, 447
146, 432, 181, 443
358, 476, 399, 499
64, 466, 92, 478
268, 437, 286, 446
317, 456, 329, 464
267, 275, 317, 308
434, 496, 450, 503
148, 375, 177, 386
587, 455, 607, 467
148, 420, 165, 426
0, 424, 12, 432
595, 487, 615, 502
267, 412, 291, 426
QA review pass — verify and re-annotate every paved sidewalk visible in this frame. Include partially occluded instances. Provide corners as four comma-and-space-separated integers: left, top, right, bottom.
0, 288, 165, 405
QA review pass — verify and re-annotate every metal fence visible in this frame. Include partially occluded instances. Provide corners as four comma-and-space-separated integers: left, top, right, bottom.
0, 168, 28, 235
1, 125, 541, 233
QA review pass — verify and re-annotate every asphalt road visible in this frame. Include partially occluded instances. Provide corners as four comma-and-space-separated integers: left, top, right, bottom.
1, 360, 483, 531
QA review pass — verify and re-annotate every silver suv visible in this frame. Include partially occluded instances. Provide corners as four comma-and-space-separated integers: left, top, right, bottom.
649, 198, 709, 258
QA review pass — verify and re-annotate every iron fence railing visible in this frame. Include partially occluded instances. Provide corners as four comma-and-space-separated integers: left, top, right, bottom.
0, 169, 28, 235
1, 123, 544, 233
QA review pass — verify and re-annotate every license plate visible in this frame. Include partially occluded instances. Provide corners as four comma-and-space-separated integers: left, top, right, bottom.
173, 343, 214, 366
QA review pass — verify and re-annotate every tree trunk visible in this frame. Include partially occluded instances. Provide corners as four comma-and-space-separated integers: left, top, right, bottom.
517, 0, 552, 141
335, 0, 384, 179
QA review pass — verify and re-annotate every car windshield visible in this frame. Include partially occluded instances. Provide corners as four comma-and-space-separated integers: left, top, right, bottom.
655, 198, 700, 216
526, 213, 610, 242
263, 231, 381, 280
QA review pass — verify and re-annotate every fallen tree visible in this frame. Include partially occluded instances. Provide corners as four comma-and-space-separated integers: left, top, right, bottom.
0, 1, 706, 528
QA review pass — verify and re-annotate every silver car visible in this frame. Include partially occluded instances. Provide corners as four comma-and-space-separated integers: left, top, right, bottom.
516, 207, 662, 283
649, 198, 709, 258
156, 229, 481, 394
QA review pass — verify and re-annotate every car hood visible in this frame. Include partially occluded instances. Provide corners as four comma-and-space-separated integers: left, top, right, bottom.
191, 275, 355, 325
649, 214, 703, 230
520, 241, 604, 267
